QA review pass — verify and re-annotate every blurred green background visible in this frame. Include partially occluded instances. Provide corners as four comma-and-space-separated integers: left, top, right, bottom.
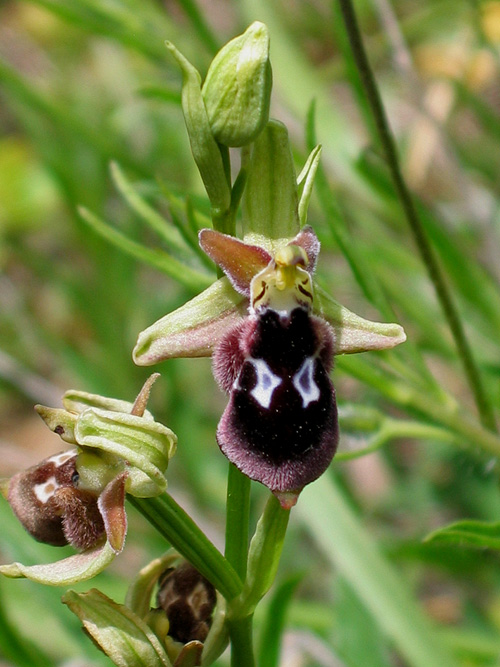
1, 1, 500, 665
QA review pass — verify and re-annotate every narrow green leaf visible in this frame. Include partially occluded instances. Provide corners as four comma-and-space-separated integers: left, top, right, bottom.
297, 144, 322, 227
297, 475, 458, 667
165, 41, 231, 217
28, 0, 170, 61
175, 0, 220, 54
78, 206, 211, 291
425, 519, 500, 550
110, 162, 190, 255
137, 84, 182, 105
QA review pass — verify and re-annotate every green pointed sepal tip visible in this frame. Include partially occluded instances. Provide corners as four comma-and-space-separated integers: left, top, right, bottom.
34, 405, 78, 444
0, 542, 117, 586
133, 277, 247, 365
315, 285, 406, 354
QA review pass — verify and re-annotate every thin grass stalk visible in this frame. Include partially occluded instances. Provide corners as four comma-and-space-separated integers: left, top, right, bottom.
336, 0, 497, 432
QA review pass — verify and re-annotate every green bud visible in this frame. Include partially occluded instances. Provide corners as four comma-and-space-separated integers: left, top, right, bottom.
202, 21, 271, 147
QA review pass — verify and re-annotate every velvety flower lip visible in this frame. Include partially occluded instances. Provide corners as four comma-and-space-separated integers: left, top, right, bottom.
0, 375, 177, 585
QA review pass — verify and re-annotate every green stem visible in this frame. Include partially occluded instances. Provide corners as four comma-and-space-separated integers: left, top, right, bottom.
337, 0, 497, 432
225, 464, 251, 579
129, 494, 242, 601
227, 614, 255, 667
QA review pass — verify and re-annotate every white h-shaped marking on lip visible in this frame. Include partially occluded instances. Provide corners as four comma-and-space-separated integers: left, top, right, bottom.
249, 358, 282, 409
48, 450, 76, 467
293, 357, 320, 408
34, 476, 60, 504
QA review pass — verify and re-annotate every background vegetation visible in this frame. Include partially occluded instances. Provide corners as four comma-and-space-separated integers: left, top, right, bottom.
1, 0, 500, 665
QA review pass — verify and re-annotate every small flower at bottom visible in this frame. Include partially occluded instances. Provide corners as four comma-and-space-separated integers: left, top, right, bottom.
0, 374, 177, 585
64, 553, 226, 667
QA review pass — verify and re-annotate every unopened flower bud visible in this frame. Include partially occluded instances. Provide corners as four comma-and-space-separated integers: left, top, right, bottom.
202, 21, 271, 147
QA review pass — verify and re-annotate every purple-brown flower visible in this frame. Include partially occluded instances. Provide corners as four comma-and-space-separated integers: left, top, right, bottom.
201, 226, 338, 508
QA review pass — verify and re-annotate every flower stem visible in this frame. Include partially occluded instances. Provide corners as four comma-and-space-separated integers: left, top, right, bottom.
225, 463, 251, 579
129, 493, 242, 601
337, 0, 497, 432
227, 613, 255, 667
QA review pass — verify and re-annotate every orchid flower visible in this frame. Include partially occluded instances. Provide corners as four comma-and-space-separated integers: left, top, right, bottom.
0, 375, 176, 585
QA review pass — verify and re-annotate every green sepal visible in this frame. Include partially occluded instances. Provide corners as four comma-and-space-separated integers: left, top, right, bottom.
173, 642, 203, 667
315, 285, 407, 354
165, 41, 231, 215
34, 405, 78, 443
201, 594, 229, 665
62, 390, 154, 421
75, 408, 177, 497
125, 551, 181, 618
63, 588, 173, 667
242, 120, 300, 241
0, 542, 116, 586
202, 21, 271, 147
133, 277, 247, 365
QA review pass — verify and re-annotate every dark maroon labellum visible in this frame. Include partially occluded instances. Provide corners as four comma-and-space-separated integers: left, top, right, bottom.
7, 450, 105, 550
213, 306, 338, 499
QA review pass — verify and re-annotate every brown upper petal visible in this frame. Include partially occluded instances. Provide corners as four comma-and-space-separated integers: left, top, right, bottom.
288, 225, 320, 273
199, 229, 271, 295
98, 472, 128, 554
